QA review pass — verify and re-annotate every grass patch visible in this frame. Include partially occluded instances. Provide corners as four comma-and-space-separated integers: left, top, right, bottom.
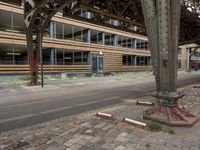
148, 121, 162, 132
148, 121, 175, 135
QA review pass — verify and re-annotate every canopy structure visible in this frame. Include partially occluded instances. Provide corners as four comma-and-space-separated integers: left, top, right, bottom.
1, 0, 200, 126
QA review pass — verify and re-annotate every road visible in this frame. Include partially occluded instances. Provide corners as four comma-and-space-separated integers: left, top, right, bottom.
0, 72, 200, 132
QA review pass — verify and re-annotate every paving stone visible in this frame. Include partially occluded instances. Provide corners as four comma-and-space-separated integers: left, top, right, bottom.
1, 84, 200, 150
189, 146, 200, 150
25, 147, 36, 150
114, 145, 126, 150
0, 144, 8, 150
94, 122, 107, 129
101, 143, 117, 150
84, 129, 94, 136
45, 146, 60, 150
64, 141, 74, 147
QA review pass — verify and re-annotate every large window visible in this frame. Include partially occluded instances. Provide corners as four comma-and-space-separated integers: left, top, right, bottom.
57, 49, 64, 65
91, 30, 98, 44
74, 26, 82, 42
0, 10, 12, 32
64, 51, 73, 65
136, 56, 151, 66
0, 44, 27, 64
0, 10, 25, 34
63, 51, 90, 65
123, 55, 151, 66
64, 24, 73, 40
74, 52, 82, 65
97, 32, 103, 44
118, 36, 128, 47
13, 13, 25, 34
56, 22, 63, 39
82, 29, 89, 42
105, 33, 111, 45
136, 40, 149, 50
123, 55, 136, 66
111, 34, 116, 46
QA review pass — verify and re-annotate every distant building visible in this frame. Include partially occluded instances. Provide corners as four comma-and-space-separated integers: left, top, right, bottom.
0, 2, 198, 78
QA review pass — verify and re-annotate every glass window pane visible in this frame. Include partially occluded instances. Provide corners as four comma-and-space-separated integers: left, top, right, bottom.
64, 24, 73, 40
82, 28, 89, 43
105, 33, 111, 45
57, 49, 64, 65
136, 40, 141, 49
83, 52, 89, 65
0, 44, 27, 64
98, 32, 103, 44
56, 22, 63, 39
13, 13, 25, 34
64, 51, 73, 65
74, 52, 82, 64
74, 26, 82, 42
0, 10, 11, 31
91, 30, 98, 44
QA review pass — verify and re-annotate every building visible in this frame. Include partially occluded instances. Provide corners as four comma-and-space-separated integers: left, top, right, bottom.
0, 2, 199, 78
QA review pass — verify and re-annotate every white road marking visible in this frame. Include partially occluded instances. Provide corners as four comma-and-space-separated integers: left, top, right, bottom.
0, 114, 36, 123
76, 101, 99, 106
0, 96, 119, 123
39, 106, 74, 114
102, 96, 119, 101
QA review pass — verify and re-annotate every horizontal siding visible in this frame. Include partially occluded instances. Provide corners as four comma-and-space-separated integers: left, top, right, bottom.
0, 65, 91, 74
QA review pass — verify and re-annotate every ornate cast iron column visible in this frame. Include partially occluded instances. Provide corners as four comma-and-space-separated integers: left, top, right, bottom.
141, 0, 198, 126
24, 0, 76, 85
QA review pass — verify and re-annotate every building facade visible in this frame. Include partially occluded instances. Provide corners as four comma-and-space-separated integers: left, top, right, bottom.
0, 2, 198, 76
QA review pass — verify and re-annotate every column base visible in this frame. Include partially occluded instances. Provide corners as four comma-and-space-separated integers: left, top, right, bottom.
26, 76, 40, 86
143, 106, 199, 127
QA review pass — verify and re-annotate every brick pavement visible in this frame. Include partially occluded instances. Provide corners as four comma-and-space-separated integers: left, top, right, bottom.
0, 85, 200, 150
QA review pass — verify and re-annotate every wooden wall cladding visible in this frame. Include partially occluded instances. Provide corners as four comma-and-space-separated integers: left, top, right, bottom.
0, 65, 91, 74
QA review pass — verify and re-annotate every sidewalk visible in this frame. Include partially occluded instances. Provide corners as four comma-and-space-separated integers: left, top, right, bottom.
0, 71, 196, 98
0, 84, 200, 150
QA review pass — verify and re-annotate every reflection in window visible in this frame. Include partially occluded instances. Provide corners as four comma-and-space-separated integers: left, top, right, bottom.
91, 30, 98, 44
0, 10, 12, 31
82, 28, 89, 42
43, 48, 51, 65
127, 39, 132, 48
63, 51, 90, 65
13, 13, 25, 34
74, 26, 82, 42
57, 49, 64, 65
0, 44, 27, 64
123, 55, 151, 66
105, 33, 111, 45
74, 52, 82, 65
83, 52, 89, 65
65, 51, 73, 65
98, 32, 103, 44
123, 55, 135, 66
111, 34, 116, 46
64, 24, 73, 40
118, 36, 128, 47
56, 22, 63, 39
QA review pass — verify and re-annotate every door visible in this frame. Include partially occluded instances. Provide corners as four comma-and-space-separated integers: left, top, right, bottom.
97, 55, 104, 73
91, 53, 104, 73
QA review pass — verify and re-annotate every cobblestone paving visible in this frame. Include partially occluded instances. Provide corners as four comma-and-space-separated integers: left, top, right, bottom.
1, 85, 200, 150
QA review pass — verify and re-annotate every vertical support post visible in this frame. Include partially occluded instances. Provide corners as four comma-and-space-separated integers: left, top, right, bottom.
141, 0, 198, 126
39, 27, 44, 87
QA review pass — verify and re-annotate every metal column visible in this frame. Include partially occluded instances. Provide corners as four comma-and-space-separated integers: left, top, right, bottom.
141, 0, 198, 126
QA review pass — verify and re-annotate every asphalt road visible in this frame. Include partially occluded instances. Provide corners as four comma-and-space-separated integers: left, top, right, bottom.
0, 73, 200, 132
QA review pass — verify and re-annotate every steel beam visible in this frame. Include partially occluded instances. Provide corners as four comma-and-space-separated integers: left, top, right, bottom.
141, 0, 198, 126
24, 0, 76, 85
